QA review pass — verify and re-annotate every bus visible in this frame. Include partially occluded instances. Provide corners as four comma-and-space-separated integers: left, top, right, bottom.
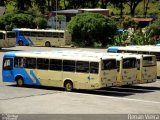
49, 50, 137, 86
107, 54, 137, 86
107, 46, 159, 76
0, 31, 16, 49
2, 51, 118, 91
12, 28, 71, 47
106, 52, 157, 84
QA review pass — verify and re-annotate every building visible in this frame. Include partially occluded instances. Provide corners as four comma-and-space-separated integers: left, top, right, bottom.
47, 8, 110, 29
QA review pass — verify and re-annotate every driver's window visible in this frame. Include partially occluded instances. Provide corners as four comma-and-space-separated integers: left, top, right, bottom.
3, 58, 13, 70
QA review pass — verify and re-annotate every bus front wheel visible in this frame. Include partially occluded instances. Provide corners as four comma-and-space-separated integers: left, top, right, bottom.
18, 40, 24, 46
16, 77, 24, 87
64, 81, 73, 92
45, 42, 51, 47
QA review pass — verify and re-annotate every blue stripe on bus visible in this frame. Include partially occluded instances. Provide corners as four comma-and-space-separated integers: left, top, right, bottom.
107, 46, 120, 53
30, 70, 41, 85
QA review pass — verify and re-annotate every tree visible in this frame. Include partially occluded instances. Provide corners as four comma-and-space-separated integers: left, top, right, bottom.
100, 0, 109, 9
66, 12, 117, 47
145, 17, 160, 44
0, 0, 5, 6
110, 0, 127, 18
16, 0, 32, 11
34, 17, 47, 29
126, 0, 142, 17
34, 0, 46, 14
0, 12, 35, 30
143, 0, 149, 17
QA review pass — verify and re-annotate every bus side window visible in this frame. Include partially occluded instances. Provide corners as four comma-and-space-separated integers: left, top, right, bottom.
63, 60, 75, 72
3, 58, 13, 70
25, 58, 36, 69
14, 57, 25, 68
90, 62, 99, 74
50, 59, 62, 71
76, 61, 89, 73
37, 58, 49, 70
150, 52, 160, 61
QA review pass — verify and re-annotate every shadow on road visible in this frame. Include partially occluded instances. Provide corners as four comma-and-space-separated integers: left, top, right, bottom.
6, 84, 156, 97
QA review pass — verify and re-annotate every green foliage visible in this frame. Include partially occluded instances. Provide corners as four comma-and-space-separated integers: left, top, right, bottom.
120, 17, 138, 29
0, 12, 35, 30
34, 17, 47, 29
66, 12, 118, 47
130, 30, 156, 45
145, 17, 160, 44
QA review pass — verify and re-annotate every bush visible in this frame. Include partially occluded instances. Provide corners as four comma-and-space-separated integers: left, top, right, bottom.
0, 13, 48, 30
34, 17, 47, 29
66, 12, 118, 47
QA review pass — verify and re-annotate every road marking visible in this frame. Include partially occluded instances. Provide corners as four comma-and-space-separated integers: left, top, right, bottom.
104, 95, 160, 104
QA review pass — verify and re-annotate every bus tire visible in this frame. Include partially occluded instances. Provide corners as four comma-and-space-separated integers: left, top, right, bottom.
18, 40, 24, 46
45, 42, 51, 47
64, 80, 73, 92
16, 76, 24, 87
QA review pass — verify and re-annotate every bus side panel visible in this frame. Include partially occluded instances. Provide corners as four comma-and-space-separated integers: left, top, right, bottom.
62, 72, 96, 90
16, 36, 30, 45
3, 68, 41, 85
157, 61, 160, 76
36, 70, 63, 87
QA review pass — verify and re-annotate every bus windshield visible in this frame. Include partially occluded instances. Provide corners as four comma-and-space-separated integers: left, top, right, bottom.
123, 58, 136, 69
102, 59, 117, 70
143, 57, 156, 67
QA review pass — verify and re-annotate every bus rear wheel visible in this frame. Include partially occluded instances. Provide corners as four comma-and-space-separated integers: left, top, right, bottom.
45, 42, 51, 47
18, 40, 24, 46
64, 81, 73, 92
16, 77, 24, 87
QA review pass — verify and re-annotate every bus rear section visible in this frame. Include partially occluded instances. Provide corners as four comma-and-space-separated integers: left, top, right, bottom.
114, 56, 137, 86
142, 55, 157, 83
0, 31, 16, 48
101, 58, 118, 87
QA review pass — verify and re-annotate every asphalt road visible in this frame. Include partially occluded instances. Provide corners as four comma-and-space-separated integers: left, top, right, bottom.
0, 46, 160, 119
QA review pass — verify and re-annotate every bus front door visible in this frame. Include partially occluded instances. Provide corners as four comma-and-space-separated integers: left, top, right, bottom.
2, 58, 14, 82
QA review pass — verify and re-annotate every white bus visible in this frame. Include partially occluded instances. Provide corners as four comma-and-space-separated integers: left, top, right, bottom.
3, 51, 118, 91
107, 46, 159, 76
0, 31, 16, 49
12, 28, 71, 47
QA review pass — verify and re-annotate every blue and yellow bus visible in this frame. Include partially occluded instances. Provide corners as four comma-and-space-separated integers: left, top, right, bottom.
12, 28, 71, 47
2, 51, 118, 91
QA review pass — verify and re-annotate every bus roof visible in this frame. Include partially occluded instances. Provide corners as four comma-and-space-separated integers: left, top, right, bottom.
4, 51, 119, 62
0, 31, 15, 33
12, 28, 64, 33
108, 46, 160, 53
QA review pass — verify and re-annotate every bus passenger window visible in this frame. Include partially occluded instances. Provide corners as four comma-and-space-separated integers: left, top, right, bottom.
63, 60, 75, 72
14, 57, 25, 68
3, 58, 13, 70
90, 62, 99, 74
50, 59, 62, 71
76, 61, 89, 73
37, 58, 49, 70
25, 58, 36, 69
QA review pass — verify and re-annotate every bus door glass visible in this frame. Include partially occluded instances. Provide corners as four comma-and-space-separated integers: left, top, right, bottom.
3, 58, 14, 82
